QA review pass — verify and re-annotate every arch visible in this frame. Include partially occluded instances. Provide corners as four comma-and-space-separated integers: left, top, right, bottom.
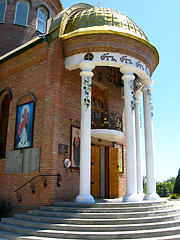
0, 92, 11, 158
0, 0, 7, 23
0, 88, 12, 100
36, 4, 50, 18
15, 92, 36, 108
14, 0, 29, 26
36, 6, 48, 33
14, 0, 32, 8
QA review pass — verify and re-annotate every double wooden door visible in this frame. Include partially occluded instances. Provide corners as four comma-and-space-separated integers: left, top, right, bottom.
91, 146, 119, 198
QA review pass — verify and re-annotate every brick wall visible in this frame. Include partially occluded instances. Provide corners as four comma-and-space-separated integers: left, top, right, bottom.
0, 0, 62, 56
0, 36, 126, 207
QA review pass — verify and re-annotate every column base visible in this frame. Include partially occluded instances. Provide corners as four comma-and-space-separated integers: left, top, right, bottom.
144, 192, 160, 201
138, 192, 145, 200
75, 194, 95, 204
122, 193, 141, 202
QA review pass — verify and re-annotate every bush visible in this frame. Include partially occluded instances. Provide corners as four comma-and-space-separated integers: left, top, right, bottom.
169, 194, 180, 199
0, 200, 10, 218
170, 194, 177, 199
161, 185, 170, 197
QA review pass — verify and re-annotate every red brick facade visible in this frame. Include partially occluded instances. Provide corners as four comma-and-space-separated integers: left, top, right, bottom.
0, 1, 160, 208
0, 0, 62, 56
0, 35, 126, 207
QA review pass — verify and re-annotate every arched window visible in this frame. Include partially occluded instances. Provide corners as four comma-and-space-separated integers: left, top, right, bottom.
36, 8, 47, 33
0, 93, 10, 158
0, 0, 7, 23
14, 0, 29, 26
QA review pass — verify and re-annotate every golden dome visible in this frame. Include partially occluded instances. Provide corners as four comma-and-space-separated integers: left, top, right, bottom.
63, 7, 148, 42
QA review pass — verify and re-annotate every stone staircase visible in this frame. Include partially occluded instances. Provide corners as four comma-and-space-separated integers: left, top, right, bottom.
0, 199, 180, 239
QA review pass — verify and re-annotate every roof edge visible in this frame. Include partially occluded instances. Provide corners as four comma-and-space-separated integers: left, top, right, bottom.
0, 36, 46, 64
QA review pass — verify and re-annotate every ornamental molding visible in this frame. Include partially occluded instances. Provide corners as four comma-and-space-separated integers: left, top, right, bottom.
65, 52, 151, 79
128, 80, 135, 111
146, 88, 153, 117
83, 76, 92, 110
143, 87, 153, 117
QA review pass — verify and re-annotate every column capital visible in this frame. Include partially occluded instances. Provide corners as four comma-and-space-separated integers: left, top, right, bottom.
121, 65, 136, 75
79, 61, 95, 78
142, 78, 154, 88
79, 61, 95, 70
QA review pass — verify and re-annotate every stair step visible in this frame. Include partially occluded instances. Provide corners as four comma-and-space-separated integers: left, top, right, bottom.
0, 230, 82, 240
0, 200, 180, 240
2, 217, 180, 232
1, 229, 180, 240
40, 204, 173, 213
15, 212, 180, 224
0, 222, 180, 239
27, 208, 180, 219
53, 200, 167, 208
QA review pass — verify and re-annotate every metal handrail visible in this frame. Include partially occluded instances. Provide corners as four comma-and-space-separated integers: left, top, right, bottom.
15, 173, 62, 202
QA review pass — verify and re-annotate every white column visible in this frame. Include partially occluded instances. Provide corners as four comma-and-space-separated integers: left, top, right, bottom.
121, 66, 141, 202
75, 61, 95, 204
135, 90, 144, 199
143, 79, 159, 201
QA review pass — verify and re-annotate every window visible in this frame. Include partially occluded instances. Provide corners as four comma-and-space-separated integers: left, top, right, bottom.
36, 8, 47, 33
14, 1, 29, 26
0, 0, 7, 23
0, 93, 10, 158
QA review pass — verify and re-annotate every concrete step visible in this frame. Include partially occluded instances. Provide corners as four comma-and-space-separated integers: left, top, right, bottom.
53, 200, 167, 208
0, 230, 82, 240
1, 230, 180, 240
0, 200, 180, 240
0, 222, 180, 239
14, 212, 180, 225
2, 217, 180, 232
40, 204, 173, 213
27, 208, 180, 219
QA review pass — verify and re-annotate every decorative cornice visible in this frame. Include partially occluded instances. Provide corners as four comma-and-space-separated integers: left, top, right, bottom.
61, 28, 158, 65
63, 34, 158, 76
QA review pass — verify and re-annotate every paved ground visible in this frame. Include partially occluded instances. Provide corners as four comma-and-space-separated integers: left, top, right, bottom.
167, 199, 180, 208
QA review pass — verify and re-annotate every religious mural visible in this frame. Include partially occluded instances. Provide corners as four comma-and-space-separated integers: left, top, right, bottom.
71, 126, 80, 168
14, 102, 34, 149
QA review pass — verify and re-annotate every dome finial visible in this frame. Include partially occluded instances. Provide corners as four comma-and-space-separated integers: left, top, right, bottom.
97, 2, 101, 7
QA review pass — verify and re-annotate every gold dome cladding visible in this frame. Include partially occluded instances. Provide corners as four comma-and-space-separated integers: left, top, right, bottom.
64, 7, 148, 41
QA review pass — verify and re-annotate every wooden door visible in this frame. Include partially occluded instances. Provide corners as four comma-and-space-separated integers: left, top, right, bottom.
92, 85, 105, 127
91, 146, 100, 198
109, 147, 119, 198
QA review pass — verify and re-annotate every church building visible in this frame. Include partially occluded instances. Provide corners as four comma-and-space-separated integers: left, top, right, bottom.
0, 0, 159, 207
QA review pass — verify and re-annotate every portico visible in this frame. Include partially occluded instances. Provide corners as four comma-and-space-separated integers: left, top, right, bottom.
56, 3, 160, 203
65, 51, 159, 203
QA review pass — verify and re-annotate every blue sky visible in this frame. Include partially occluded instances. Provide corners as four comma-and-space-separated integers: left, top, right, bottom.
61, 0, 180, 181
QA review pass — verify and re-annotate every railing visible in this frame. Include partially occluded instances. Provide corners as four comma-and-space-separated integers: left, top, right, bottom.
91, 110, 123, 132
15, 174, 62, 202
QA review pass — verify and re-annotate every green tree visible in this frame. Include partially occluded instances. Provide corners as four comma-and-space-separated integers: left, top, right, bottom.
161, 185, 170, 197
156, 182, 163, 196
165, 181, 174, 194
173, 169, 180, 194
